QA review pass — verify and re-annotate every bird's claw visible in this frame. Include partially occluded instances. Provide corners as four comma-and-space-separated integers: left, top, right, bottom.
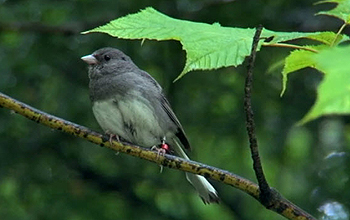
151, 138, 170, 159
151, 145, 167, 159
105, 131, 120, 146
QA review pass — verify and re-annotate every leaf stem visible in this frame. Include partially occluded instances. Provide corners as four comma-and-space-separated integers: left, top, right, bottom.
331, 23, 347, 46
262, 43, 319, 53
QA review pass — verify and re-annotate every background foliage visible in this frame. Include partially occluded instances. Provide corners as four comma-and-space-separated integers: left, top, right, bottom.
0, 0, 349, 220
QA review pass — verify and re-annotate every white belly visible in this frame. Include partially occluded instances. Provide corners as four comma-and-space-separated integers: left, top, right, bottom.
92, 97, 163, 147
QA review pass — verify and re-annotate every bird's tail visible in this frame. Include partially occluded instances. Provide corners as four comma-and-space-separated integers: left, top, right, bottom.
171, 138, 219, 204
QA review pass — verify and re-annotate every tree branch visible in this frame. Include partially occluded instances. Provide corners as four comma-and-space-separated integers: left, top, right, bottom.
0, 20, 112, 36
0, 91, 316, 220
245, 25, 271, 204
0, 22, 81, 35
243, 26, 316, 220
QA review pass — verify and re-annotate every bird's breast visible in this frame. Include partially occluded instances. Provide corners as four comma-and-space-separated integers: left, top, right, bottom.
92, 95, 166, 147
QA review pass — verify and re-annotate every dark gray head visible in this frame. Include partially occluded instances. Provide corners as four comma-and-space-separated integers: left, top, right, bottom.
81, 47, 163, 101
81, 47, 137, 80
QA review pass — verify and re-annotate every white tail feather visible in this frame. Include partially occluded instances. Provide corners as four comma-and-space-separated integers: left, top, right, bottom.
171, 138, 219, 204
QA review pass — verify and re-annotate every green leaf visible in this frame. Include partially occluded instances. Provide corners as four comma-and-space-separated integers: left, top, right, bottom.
302, 31, 349, 45
83, 7, 256, 80
281, 45, 327, 96
316, 0, 350, 24
262, 30, 348, 45
82, 7, 347, 80
281, 48, 316, 96
299, 45, 350, 124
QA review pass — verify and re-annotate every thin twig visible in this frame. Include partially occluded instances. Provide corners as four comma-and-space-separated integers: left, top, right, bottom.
244, 25, 272, 205
0, 92, 316, 220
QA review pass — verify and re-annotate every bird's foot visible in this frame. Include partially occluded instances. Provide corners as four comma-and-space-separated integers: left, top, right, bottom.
151, 139, 170, 159
150, 145, 166, 173
151, 145, 167, 159
105, 131, 120, 146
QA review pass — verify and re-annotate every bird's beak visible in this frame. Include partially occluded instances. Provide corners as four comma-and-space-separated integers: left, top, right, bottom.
81, 54, 99, 65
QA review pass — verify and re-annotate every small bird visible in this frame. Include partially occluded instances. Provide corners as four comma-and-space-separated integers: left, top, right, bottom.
81, 47, 219, 204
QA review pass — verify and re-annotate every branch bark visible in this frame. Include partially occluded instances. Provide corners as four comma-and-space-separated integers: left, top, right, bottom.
0, 22, 81, 35
243, 26, 317, 220
0, 92, 316, 220
245, 25, 272, 205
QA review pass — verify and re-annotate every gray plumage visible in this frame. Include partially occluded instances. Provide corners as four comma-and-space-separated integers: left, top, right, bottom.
81, 47, 219, 204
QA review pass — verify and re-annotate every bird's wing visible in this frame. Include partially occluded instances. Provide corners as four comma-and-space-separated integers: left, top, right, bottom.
160, 95, 191, 150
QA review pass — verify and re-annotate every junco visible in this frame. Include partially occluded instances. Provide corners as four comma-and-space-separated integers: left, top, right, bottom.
81, 47, 219, 204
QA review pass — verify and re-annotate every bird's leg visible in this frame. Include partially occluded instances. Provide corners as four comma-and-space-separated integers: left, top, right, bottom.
151, 145, 166, 159
105, 130, 120, 146
160, 138, 170, 154
150, 137, 169, 173
151, 137, 170, 160
150, 145, 164, 173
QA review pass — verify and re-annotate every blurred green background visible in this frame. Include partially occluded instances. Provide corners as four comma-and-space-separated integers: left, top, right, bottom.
0, 0, 349, 220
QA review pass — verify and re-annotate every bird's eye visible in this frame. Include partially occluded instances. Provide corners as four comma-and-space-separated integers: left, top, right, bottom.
104, 55, 111, 61
121, 56, 127, 61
